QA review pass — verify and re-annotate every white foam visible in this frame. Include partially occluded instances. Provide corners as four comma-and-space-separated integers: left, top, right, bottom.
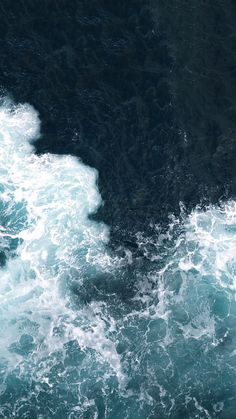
184, 201, 236, 293
0, 98, 124, 380
130, 200, 236, 349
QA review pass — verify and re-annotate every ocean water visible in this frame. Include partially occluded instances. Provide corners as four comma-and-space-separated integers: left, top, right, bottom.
1, 1, 236, 418
0, 99, 236, 418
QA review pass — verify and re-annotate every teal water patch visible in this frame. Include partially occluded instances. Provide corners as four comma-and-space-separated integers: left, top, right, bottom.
0, 99, 236, 418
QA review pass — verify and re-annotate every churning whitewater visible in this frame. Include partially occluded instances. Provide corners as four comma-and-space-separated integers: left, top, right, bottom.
0, 98, 123, 399
1, 98, 236, 418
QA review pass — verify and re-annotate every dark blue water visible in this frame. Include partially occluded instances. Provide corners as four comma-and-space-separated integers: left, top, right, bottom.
0, 1, 236, 418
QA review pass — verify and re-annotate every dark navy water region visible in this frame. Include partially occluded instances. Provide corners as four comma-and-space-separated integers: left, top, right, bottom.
0, 1, 236, 418
1, 0, 236, 234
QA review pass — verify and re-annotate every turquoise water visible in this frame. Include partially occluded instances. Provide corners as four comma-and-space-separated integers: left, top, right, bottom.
0, 99, 236, 418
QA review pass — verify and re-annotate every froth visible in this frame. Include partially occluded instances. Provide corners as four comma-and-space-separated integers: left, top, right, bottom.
0, 98, 124, 380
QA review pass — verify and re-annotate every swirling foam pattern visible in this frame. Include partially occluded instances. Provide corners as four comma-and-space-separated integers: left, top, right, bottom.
0, 99, 236, 418
0, 99, 121, 418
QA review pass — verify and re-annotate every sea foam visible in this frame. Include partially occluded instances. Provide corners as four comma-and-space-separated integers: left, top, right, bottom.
0, 98, 123, 381
1, 98, 236, 417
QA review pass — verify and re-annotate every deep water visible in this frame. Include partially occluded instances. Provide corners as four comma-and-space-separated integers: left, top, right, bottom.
0, 1, 236, 418
1, 0, 236, 234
